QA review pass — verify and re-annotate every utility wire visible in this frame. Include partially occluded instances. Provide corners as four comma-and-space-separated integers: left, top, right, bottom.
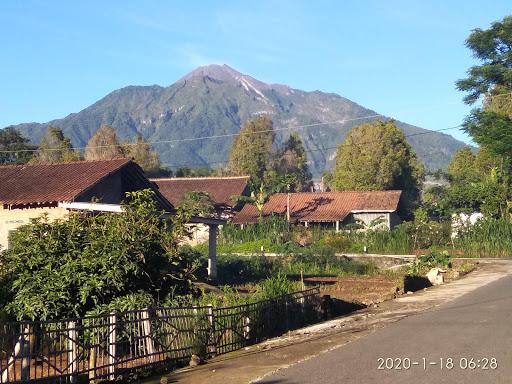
0, 114, 382, 154
163, 124, 463, 167
1, 116, 464, 168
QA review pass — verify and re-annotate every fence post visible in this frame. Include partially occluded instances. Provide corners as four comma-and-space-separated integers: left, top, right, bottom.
142, 310, 155, 362
108, 312, 117, 381
20, 325, 32, 382
243, 316, 251, 340
206, 305, 216, 356
68, 321, 78, 383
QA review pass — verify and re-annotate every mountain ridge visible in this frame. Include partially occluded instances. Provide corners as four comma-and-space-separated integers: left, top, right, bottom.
4, 64, 466, 176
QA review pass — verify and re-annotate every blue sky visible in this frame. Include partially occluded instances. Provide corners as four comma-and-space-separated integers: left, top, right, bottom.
1, 1, 510, 144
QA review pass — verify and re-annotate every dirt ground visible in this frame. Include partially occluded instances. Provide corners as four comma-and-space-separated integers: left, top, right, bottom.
305, 259, 480, 305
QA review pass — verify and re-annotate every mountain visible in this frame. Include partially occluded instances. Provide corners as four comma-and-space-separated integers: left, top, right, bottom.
6, 64, 466, 176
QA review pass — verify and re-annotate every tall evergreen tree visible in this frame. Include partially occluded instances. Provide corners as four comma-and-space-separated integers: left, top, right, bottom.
227, 116, 274, 183
447, 147, 478, 184
31, 126, 80, 164
0, 127, 35, 164
268, 133, 312, 192
85, 124, 124, 161
333, 120, 425, 215
126, 134, 160, 175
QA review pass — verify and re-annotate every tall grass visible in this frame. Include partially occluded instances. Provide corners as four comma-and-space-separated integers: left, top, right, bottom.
345, 225, 411, 254
454, 219, 512, 258
220, 216, 291, 244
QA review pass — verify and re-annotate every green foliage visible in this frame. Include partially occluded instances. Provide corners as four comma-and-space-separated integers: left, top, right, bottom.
216, 255, 274, 285
175, 166, 213, 177
31, 126, 80, 163
0, 189, 198, 320
454, 218, 512, 258
447, 147, 478, 184
227, 116, 274, 183
0, 127, 35, 164
178, 191, 216, 217
321, 170, 333, 191
85, 124, 124, 161
422, 185, 447, 218
346, 225, 412, 255
404, 208, 452, 250
267, 133, 313, 192
442, 179, 507, 218
456, 16, 512, 104
126, 134, 160, 175
221, 216, 291, 246
254, 272, 301, 300
463, 110, 512, 158
332, 120, 425, 216
457, 16, 512, 169
408, 251, 451, 275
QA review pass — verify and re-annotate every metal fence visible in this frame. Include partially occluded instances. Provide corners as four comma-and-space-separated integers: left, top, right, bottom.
0, 287, 321, 383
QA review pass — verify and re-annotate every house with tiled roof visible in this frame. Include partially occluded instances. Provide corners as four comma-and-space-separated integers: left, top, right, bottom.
151, 176, 250, 217
0, 158, 226, 280
0, 158, 174, 250
232, 191, 403, 230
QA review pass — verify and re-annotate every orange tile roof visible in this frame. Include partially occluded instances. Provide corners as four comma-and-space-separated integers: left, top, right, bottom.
232, 190, 402, 224
0, 158, 172, 210
151, 176, 249, 208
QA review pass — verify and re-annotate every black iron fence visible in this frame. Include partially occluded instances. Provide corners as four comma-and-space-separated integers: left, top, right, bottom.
0, 287, 321, 383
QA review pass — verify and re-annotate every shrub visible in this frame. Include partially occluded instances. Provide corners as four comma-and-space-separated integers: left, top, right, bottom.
216, 255, 274, 285
319, 232, 351, 252
254, 273, 301, 300
0, 190, 198, 320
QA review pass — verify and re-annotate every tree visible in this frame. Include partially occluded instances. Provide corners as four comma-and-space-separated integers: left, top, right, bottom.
447, 147, 478, 184
178, 191, 215, 217
85, 124, 124, 160
268, 133, 312, 192
0, 189, 198, 320
333, 120, 425, 214
31, 126, 80, 164
227, 116, 274, 183
175, 166, 213, 177
456, 16, 512, 104
126, 134, 160, 175
456, 16, 512, 156
0, 127, 35, 164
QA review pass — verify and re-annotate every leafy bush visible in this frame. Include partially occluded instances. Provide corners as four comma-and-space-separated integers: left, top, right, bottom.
408, 251, 451, 275
319, 232, 351, 252
216, 255, 274, 285
254, 273, 301, 300
0, 190, 199, 320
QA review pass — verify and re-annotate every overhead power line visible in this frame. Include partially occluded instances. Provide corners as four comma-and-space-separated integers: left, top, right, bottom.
0, 114, 382, 154
163, 124, 464, 167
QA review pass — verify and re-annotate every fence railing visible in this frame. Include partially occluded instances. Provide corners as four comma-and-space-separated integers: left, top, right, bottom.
0, 287, 321, 383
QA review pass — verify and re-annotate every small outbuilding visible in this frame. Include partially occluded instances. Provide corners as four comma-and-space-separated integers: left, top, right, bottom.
232, 190, 403, 231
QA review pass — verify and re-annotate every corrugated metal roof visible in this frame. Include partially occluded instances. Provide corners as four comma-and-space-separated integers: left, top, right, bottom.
151, 176, 249, 208
232, 190, 402, 224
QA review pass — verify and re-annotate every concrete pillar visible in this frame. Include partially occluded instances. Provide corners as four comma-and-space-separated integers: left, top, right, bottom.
335, 220, 340, 233
208, 224, 218, 281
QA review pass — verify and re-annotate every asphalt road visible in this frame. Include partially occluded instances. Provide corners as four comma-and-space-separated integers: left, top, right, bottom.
259, 274, 512, 384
